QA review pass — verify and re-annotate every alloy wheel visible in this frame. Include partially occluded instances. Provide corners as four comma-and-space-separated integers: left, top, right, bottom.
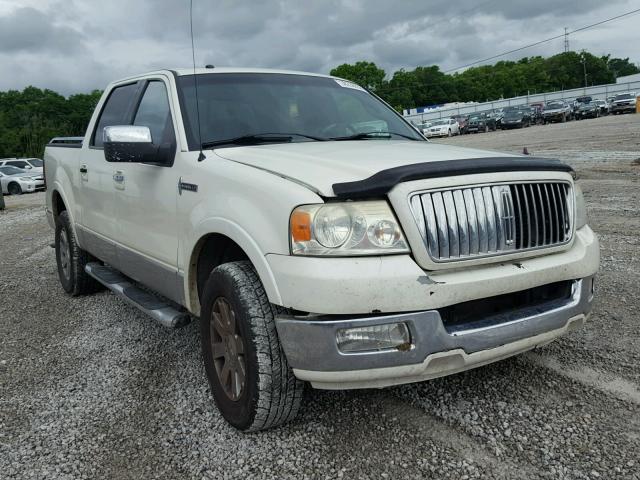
59, 229, 71, 280
210, 297, 246, 401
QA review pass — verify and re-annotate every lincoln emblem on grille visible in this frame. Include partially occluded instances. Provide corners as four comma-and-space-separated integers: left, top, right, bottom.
500, 189, 516, 246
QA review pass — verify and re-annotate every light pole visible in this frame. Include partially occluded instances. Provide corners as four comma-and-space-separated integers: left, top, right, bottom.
581, 54, 588, 92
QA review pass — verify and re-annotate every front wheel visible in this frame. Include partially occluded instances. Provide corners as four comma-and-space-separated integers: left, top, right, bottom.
7, 183, 22, 195
201, 261, 304, 432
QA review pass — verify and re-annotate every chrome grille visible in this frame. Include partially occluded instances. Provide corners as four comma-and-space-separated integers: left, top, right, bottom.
409, 182, 573, 261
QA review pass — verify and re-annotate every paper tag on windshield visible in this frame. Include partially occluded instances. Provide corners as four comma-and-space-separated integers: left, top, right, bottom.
334, 79, 366, 91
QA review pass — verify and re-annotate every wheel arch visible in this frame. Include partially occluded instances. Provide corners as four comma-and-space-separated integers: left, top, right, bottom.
185, 219, 283, 316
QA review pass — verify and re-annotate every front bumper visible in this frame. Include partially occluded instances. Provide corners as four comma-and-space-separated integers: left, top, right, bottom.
276, 276, 595, 389
267, 225, 599, 315
611, 103, 635, 112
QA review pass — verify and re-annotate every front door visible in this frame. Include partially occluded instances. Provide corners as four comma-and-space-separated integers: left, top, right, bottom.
111, 78, 182, 303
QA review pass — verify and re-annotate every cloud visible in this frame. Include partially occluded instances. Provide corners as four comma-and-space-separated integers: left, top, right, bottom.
0, 0, 637, 95
0, 7, 85, 54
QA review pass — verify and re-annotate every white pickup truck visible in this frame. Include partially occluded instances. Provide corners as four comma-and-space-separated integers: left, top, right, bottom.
45, 68, 599, 432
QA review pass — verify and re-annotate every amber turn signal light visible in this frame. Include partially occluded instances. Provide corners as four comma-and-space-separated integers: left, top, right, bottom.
290, 210, 312, 242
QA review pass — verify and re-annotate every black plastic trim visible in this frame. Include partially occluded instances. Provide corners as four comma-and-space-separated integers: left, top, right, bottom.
332, 157, 574, 198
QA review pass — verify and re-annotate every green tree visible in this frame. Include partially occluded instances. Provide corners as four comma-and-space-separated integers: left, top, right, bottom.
330, 61, 386, 91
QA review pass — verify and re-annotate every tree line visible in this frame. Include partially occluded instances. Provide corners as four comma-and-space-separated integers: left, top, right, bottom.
0, 50, 637, 159
0, 88, 102, 159
330, 51, 639, 111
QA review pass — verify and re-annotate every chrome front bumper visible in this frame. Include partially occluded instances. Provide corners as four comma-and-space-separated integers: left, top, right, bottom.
275, 276, 595, 390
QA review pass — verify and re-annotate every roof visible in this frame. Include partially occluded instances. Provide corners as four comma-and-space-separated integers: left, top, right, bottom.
111, 67, 336, 86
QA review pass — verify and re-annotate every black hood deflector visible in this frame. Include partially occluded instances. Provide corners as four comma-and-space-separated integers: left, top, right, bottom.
332, 157, 573, 198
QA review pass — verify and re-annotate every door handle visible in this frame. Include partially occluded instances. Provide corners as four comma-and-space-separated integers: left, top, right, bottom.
80, 165, 88, 174
113, 171, 125, 183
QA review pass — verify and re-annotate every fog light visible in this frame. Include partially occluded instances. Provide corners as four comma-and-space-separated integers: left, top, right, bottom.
336, 323, 411, 353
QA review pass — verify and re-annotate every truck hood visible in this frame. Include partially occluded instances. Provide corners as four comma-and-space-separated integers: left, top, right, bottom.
213, 140, 515, 197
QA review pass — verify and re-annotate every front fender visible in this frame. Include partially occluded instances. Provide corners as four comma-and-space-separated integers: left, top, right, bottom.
183, 217, 283, 316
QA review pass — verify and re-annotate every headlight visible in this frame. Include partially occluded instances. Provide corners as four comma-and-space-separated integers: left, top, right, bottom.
20, 177, 33, 181
290, 201, 410, 256
574, 184, 587, 229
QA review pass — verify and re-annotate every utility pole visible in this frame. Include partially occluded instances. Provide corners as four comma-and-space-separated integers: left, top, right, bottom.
581, 54, 588, 90
564, 27, 569, 53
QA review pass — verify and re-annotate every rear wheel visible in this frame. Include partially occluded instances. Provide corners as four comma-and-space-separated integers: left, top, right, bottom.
55, 211, 103, 295
201, 261, 303, 432
7, 183, 22, 195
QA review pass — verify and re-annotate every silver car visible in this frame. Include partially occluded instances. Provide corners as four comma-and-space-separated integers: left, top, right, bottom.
0, 166, 45, 195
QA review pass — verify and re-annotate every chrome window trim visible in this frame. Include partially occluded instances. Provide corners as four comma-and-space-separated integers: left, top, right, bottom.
407, 180, 575, 263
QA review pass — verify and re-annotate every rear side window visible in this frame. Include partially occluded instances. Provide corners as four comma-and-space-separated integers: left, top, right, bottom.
133, 81, 175, 146
91, 83, 139, 147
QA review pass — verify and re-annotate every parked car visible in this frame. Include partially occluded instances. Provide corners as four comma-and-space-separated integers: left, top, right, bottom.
0, 158, 44, 175
0, 166, 45, 195
610, 93, 637, 114
451, 115, 469, 135
543, 101, 571, 123
501, 108, 532, 129
44, 67, 598, 432
575, 102, 600, 120
466, 113, 496, 133
593, 99, 610, 115
424, 118, 459, 137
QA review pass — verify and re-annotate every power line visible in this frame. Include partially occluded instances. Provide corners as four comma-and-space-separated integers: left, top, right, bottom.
444, 7, 640, 73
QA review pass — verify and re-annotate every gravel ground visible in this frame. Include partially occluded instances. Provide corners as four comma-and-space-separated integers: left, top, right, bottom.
1, 113, 639, 479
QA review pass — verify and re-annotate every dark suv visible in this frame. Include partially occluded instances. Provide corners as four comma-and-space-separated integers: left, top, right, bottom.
466, 113, 497, 133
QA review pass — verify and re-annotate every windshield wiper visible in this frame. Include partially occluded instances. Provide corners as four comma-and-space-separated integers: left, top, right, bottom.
329, 131, 420, 141
202, 132, 325, 149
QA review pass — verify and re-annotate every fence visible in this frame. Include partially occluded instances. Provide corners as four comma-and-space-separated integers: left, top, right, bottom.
403, 79, 640, 124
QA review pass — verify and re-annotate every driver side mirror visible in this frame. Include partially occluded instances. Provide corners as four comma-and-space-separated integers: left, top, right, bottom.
103, 125, 173, 166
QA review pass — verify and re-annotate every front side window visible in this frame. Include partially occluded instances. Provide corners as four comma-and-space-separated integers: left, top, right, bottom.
133, 81, 175, 146
7, 161, 29, 168
28, 159, 43, 167
177, 73, 423, 150
92, 83, 139, 147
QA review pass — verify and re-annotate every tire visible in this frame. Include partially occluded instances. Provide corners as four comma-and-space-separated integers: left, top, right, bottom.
200, 261, 304, 432
8, 182, 22, 195
55, 211, 104, 296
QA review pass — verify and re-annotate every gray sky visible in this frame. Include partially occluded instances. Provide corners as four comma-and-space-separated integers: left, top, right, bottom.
1, 0, 639, 95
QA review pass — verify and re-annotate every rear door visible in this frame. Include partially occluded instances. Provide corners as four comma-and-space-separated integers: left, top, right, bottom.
111, 77, 182, 303
78, 81, 141, 265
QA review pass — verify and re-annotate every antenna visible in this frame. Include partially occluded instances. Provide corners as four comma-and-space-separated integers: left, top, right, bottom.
190, 0, 206, 162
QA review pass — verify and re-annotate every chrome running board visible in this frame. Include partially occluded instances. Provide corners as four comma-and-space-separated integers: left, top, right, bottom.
85, 262, 190, 328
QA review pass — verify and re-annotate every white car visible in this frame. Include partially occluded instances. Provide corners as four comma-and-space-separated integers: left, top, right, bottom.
610, 93, 637, 114
0, 158, 44, 175
44, 68, 598, 432
424, 118, 459, 137
0, 166, 45, 195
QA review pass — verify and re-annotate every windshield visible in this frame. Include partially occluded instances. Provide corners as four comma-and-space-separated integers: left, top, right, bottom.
505, 110, 523, 116
177, 73, 423, 149
546, 103, 564, 109
469, 115, 482, 121
0, 166, 25, 175
432, 120, 449, 126
615, 94, 633, 100
28, 159, 43, 167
